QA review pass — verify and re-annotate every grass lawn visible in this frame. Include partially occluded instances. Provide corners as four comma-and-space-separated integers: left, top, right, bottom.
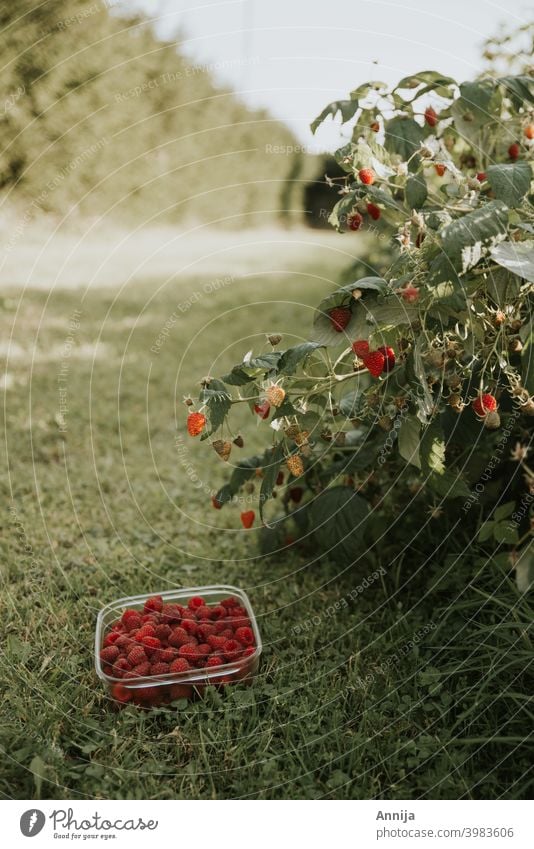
1, 228, 532, 799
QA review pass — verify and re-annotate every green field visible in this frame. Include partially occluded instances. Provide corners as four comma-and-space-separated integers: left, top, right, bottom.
1, 229, 532, 799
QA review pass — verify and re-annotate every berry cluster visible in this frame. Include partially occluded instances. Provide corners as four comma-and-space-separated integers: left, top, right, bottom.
100, 595, 257, 707
351, 340, 396, 377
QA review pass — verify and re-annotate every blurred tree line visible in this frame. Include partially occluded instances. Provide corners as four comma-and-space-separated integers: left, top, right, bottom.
0, 0, 315, 225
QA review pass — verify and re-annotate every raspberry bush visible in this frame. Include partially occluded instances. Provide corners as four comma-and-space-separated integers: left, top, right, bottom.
187, 70, 534, 569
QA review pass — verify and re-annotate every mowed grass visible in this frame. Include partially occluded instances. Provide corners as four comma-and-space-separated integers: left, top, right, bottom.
0, 233, 532, 799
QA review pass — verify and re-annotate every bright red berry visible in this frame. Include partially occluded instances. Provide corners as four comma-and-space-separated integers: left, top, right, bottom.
525, 124, 534, 140
143, 595, 163, 614
103, 631, 121, 647
242, 646, 256, 659
121, 609, 142, 631
366, 202, 381, 220
472, 394, 497, 417
362, 350, 386, 378
170, 657, 191, 673
222, 639, 242, 661
150, 662, 170, 676
158, 647, 177, 663
254, 401, 270, 419
135, 624, 156, 640
352, 339, 370, 358
400, 285, 420, 303
141, 636, 161, 652
377, 345, 396, 372
508, 142, 520, 160
100, 645, 120, 664
187, 411, 206, 436
206, 656, 224, 668
168, 627, 191, 647
359, 168, 375, 185
424, 106, 438, 127
197, 623, 216, 641
434, 163, 446, 177
188, 596, 205, 611
161, 603, 184, 624
111, 683, 132, 703
476, 172, 486, 182
181, 619, 198, 636
220, 597, 237, 608
240, 510, 255, 529
348, 212, 363, 231
196, 643, 211, 659
234, 626, 255, 646
329, 307, 351, 332
178, 644, 199, 661
127, 646, 147, 667
130, 662, 151, 677
208, 634, 227, 650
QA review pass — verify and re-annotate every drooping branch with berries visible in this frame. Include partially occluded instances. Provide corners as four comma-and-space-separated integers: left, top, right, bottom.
186, 70, 534, 565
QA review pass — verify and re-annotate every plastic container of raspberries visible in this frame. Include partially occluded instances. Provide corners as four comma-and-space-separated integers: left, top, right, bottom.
95, 585, 262, 708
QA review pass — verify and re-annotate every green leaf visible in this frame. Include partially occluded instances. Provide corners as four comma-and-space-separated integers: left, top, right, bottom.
405, 174, 428, 209
278, 342, 323, 375
486, 162, 532, 207
339, 389, 364, 418
311, 99, 360, 134
309, 486, 370, 563
398, 415, 421, 468
384, 116, 424, 164
494, 523, 518, 544
30, 755, 47, 798
440, 200, 509, 272
490, 240, 534, 283
497, 75, 534, 108
199, 378, 232, 434
245, 352, 283, 371
493, 501, 516, 521
221, 366, 255, 386
520, 320, 534, 394
405, 342, 433, 421
515, 543, 534, 593
478, 521, 495, 542
339, 276, 389, 297
349, 80, 388, 100
395, 71, 456, 93
259, 443, 285, 524
450, 79, 498, 139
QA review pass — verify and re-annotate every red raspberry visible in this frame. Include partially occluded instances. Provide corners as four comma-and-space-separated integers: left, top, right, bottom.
329, 306, 351, 332
158, 648, 178, 663
187, 411, 206, 436
362, 350, 385, 378
136, 624, 156, 640
401, 285, 420, 303
111, 657, 130, 677
195, 605, 213, 620
434, 163, 446, 177
135, 686, 161, 703
348, 212, 363, 231
289, 487, 303, 503
121, 609, 142, 631
141, 636, 161, 652
130, 662, 151, 677
181, 618, 198, 636
352, 339, 370, 358
525, 124, 534, 140
197, 623, 216, 641
366, 202, 381, 221
206, 656, 224, 668
141, 613, 159, 624
254, 401, 271, 419
143, 595, 163, 614
227, 617, 250, 630
154, 624, 171, 641
178, 644, 200, 662
208, 634, 227, 650
359, 168, 375, 185
242, 646, 256, 658
220, 597, 237, 609
424, 106, 438, 127
114, 634, 134, 650
214, 620, 228, 633
169, 683, 193, 700
508, 142, 520, 160
161, 603, 185, 624
376, 345, 396, 372
103, 631, 121, 647
210, 605, 227, 621
472, 393, 497, 417
240, 510, 255, 529
127, 646, 147, 667
100, 646, 120, 664
219, 628, 235, 639
476, 172, 486, 182
150, 662, 170, 676
222, 639, 242, 661
196, 643, 211, 659
170, 657, 191, 673
168, 627, 192, 647
188, 596, 205, 611
235, 626, 255, 646
111, 683, 132, 703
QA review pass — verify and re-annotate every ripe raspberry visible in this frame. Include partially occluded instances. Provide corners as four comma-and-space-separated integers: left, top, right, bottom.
196, 643, 211, 659
141, 636, 161, 652
206, 656, 224, 668
525, 124, 534, 140
161, 603, 185, 624
100, 646, 120, 664
154, 624, 171, 641
169, 683, 193, 699
150, 662, 170, 676
195, 605, 212, 620
242, 646, 256, 659
135, 686, 161, 703
136, 624, 156, 640
121, 609, 142, 631
377, 345, 396, 372
127, 646, 147, 666
434, 164, 446, 177
211, 496, 222, 509
235, 626, 255, 646
265, 384, 286, 408
329, 306, 351, 332
424, 106, 438, 127
131, 662, 151, 677
208, 634, 227, 650
103, 631, 121, 647
359, 168, 375, 185
348, 212, 363, 231
209, 605, 226, 621
115, 634, 134, 650
226, 616, 250, 630
508, 142, 520, 160
170, 657, 191, 673
111, 683, 132, 703
143, 595, 163, 614
181, 618, 198, 636
178, 644, 199, 662
219, 628, 234, 639
362, 350, 385, 378
366, 202, 381, 221
286, 454, 304, 478
197, 623, 216, 641
158, 647, 177, 663
230, 605, 248, 617
352, 339, 370, 358
401, 285, 420, 303
289, 486, 303, 503
220, 597, 237, 609
472, 393, 497, 417
370, 120, 380, 133
240, 510, 255, 529
254, 401, 271, 419
187, 596, 204, 611
187, 411, 206, 436
476, 172, 486, 182
222, 639, 242, 661
111, 657, 130, 677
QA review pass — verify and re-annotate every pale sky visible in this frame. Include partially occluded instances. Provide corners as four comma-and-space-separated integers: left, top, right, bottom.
121, 0, 533, 150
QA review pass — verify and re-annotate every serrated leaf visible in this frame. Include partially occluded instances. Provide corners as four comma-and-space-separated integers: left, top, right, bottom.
311, 99, 360, 134
490, 240, 534, 283
440, 200, 509, 272
398, 415, 421, 468
278, 342, 323, 375
405, 174, 428, 209
339, 389, 364, 418
259, 443, 285, 524
221, 366, 255, 386
478, 521, 495, 542
349, 80, 388, 100
486, 162, 532, 207
493, 501, 516, 521
199, 378, 232, 433
245, 352, 283, 371
497, 75, 534, 108
384, 116, 424, 165
339, 276, 389, 297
